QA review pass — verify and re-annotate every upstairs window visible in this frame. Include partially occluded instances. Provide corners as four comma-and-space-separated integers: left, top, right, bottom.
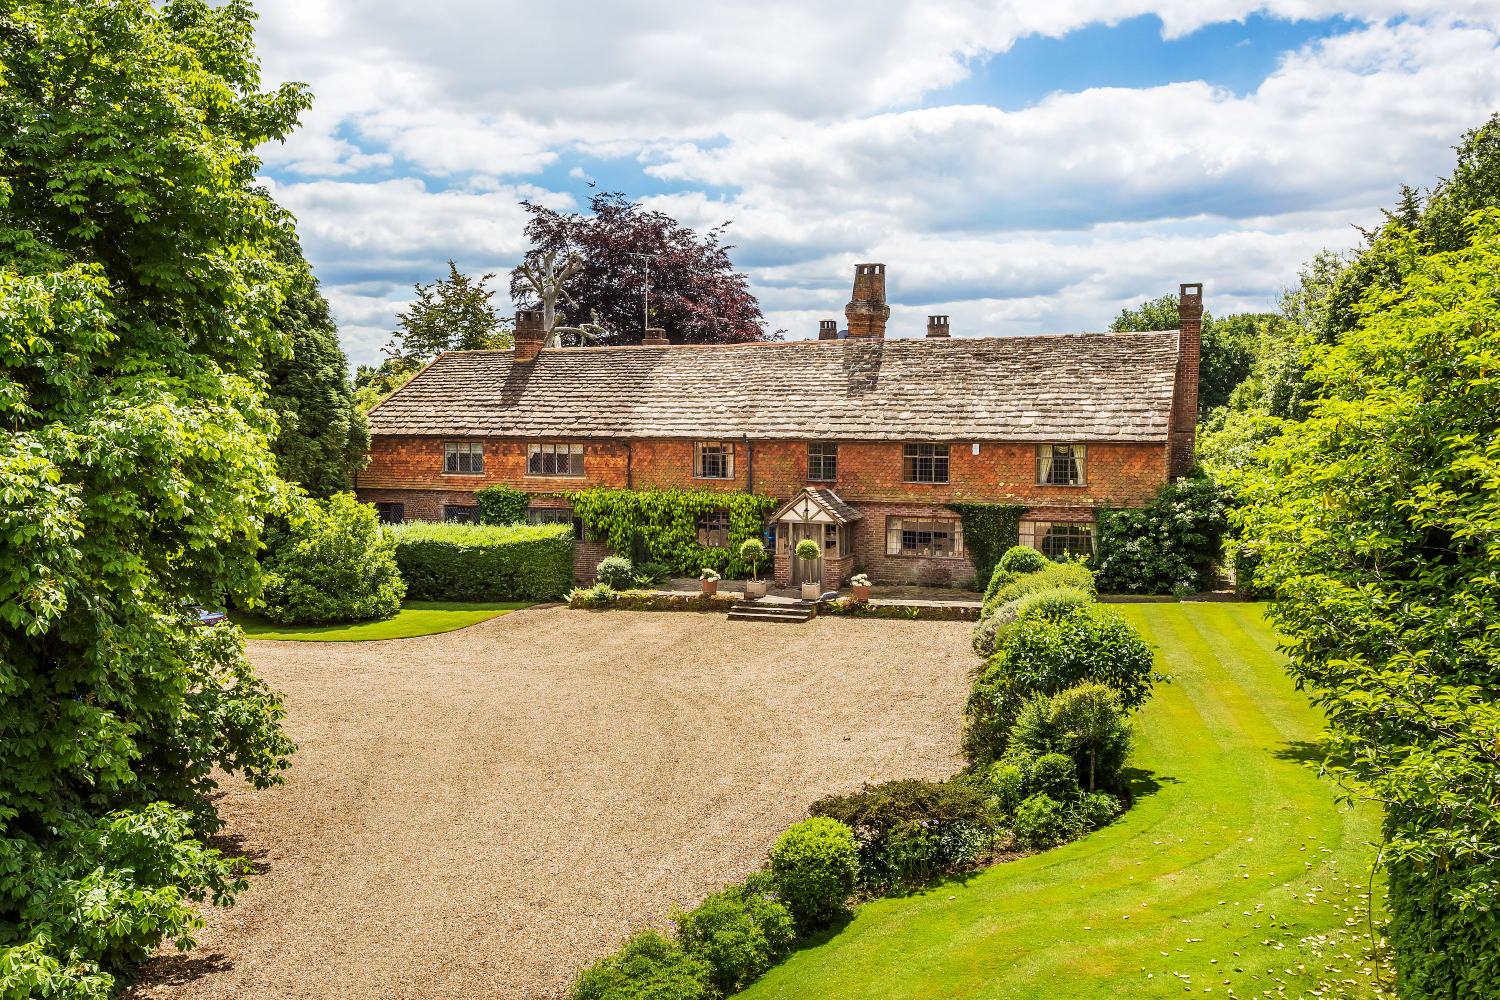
696, 509, 732, 547
444, 441, 484, 475
902, 443, 949, 483
527, 442, 585, 477
1037, 444, 1086, 486
694, 441, 734, 480
886, 516, 963, 558
808, 442, 838, 482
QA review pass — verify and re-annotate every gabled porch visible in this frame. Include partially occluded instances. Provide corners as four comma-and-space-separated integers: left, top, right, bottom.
769, 487, 862, 590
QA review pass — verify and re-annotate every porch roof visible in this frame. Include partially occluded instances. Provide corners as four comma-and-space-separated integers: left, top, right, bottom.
772, 488, 862, 524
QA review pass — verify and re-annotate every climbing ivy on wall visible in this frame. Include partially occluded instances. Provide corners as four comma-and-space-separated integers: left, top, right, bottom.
947, 502, 1026, 588
475, 485, 531, 525
569, 488, 780, 577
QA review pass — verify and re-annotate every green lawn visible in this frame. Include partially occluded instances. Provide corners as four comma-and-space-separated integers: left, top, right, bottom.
741, 602, 1384, 999
233, 601, 530, 641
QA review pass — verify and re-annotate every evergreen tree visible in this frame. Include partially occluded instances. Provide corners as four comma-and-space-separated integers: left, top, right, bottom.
383, 260, 512, 366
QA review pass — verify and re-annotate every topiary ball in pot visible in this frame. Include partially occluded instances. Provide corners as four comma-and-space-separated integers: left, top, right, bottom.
768, 817, 858, 933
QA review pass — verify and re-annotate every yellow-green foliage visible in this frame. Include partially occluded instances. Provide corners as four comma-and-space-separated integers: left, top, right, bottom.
570, 488, 778, 577
392, 521, 573, 601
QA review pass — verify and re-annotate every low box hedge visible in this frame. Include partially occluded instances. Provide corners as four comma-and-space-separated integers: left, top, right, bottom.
391, 521, 573, 601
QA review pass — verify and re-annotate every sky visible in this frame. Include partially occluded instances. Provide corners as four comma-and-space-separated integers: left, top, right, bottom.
251, 1, 1500, 368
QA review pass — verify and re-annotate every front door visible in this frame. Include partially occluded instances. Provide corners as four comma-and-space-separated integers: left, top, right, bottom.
788, 522, 823, 586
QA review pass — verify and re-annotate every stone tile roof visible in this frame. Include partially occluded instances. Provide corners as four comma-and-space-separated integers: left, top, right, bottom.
367, 331, 1181, 443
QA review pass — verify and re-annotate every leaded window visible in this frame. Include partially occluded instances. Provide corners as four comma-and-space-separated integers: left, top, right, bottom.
444, 504, 480, 524
527, 442, 585, 477
374, 502, 405, 525
885, 516, 963, 558
694, 441, 734, 480
696, 509, 732, 547
808, 442, 838, 482
1019, 521, 1095, 558
1036, 444, 1086, 486
443, 441, 485, 475
902, 443, 949, 483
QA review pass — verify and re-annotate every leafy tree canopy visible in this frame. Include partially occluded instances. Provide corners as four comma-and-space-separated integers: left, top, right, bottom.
0, 0, 304, 991
511, 190, 773, 345
383, 260, 512, 365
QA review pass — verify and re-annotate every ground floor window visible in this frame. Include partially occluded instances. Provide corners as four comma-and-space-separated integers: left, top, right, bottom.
527, 506, 584, 539
444, 504, 480, 524
374, 501, 405, 524
1020, 520, 1094, 558
696, 509, 732, 547
886, 516, 963, 558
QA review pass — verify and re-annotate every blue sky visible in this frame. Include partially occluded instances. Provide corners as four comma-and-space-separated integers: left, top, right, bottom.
251, 2, 1500, 366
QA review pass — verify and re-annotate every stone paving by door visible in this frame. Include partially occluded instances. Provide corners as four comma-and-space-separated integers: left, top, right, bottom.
129, 606, 974, 1000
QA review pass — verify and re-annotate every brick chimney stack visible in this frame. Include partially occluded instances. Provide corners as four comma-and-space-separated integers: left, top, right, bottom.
514, 308, 545, 363
845, 263, 890, 339
818, 319, 838, 341
1167, 282, 1203, 477
643, 326, 668, 345
926, 315, 950, 338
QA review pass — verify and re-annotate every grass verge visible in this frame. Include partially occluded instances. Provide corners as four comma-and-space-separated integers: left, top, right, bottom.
739, 602, 1385, 999
233, 601, 531, 641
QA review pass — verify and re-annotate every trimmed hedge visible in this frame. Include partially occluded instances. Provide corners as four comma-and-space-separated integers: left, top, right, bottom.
391, 521, 573, 601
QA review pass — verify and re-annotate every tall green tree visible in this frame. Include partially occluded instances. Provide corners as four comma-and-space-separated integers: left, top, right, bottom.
0, 1, 303, 993
382, 260, 511, 366
1239, 211, 1500, 996
264, 231, 368, 496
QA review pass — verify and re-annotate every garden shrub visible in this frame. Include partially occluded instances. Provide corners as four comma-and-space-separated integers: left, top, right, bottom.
962, 671, 1032, 764
970, 606, 1011, 657
989, 607, 1156, 708
981, 567, 1017, 605
633, 561, 671, 586
1071, 791, 1122, 831
998, 544, 1048, 575
1013, 585, 1093, 623
767, 817, 859, 933
474, 485, 531, 526
391, 521, 573, 601
1008, 683, 1133, 793
983, 560, 1096, 613
1026, 753, 1080, 803
947, 502, 1026, 588
571, 582, 616, 609
570, 488, 778, 577
260, 493, 405, 624
596, 555, 635, 589
809, 777, 994, 890
673, 877, 795, 995
739, 537, 768, 579
985, 761, 1027, 815
1093, 472, 1232, 595
569, 930, 714, 1000
1012, 793, 1070, 849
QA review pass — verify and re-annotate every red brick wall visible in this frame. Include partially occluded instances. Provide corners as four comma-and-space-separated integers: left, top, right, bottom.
358, 436, 630, 495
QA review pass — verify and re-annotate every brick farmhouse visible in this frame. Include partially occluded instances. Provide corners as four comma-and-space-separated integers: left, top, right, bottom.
358, 266, 1203, 588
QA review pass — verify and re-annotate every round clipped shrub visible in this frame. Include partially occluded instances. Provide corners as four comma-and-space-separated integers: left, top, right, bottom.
989, 607, 1156, 709
794, 538, 821, 562
1027, 752, 1080, 802
998, 544, 1048, 575
570, 929, 714, 1000
982, 566, 1018, 604
673, 880, 795, 994
595, 555, 635, 589
739, 537, 768, 578
768, 817, 858, 933
259, 493, 405, 624
1013, 585, 1093, 622
1073, 791, 1122, 831
1013, 793, 1070, 849
985, 560, 1097, 612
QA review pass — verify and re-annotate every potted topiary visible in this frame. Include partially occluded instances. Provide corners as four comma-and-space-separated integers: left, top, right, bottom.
850, 573, 871, 602
700, 567, 720, 596
795, 538, 822, 601
740, 537, 769, 599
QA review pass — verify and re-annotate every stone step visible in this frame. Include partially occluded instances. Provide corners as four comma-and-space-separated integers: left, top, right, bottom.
726, 601, 816, 623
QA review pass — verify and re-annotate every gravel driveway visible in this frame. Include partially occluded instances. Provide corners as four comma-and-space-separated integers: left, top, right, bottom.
129, 606, 974, 1000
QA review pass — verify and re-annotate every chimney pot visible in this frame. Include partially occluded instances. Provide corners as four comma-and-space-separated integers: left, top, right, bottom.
845, 262, 890, 339
643, 326, 668, 345
926, 315, 950, 338
514, 308, 545, 362
818, 319, 838, 341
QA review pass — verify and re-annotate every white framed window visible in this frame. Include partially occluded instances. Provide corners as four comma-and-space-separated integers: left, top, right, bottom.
527, 442, 585, 477
1019, 521, 1094, 558
885, 516, 963, 558
443, 441, 485, 475
1037, 444, 1086, 486
808, 442, 838, 482
694, 441, 734, 480
902, 443, 950, 483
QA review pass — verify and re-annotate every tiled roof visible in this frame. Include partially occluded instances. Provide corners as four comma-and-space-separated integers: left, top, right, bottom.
367, 331, 1181, 443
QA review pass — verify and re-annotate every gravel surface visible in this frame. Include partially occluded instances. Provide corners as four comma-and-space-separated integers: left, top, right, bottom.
129, 607, 973, 1000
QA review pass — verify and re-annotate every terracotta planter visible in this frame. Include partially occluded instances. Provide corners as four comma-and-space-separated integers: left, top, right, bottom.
744, 579, 768, 599
852, 584, 871, 602
801, 582, 822, 601
701, 579, 719, 596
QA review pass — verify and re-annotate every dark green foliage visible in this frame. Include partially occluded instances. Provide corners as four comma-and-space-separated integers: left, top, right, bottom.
392, 522, 573, 601
570, 488, 778, 577
0, 0, 306, 989
571, 582, 617, 609
947, 503, 1025, 588
1109, 296, 1260, 417
768, 818, 859, 933
809, 778, 994, 890
475, 485, 531, 526
633, 561, 671, 586
1026, 753, 1080, 803
1239, 211, 1500, 996
263, 233, 369, 497
259, 494, 405, 624
998, 545, 1047, 575
673, 877, 796, 995
569, 930, 715, 1000
1093, 473, 1232, 595
1009, 683, 1133, 793
1012, 794, 1070, 849
596, 555, 635, 589
383, 261, 513, 367
1072, 792, 1122, 831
